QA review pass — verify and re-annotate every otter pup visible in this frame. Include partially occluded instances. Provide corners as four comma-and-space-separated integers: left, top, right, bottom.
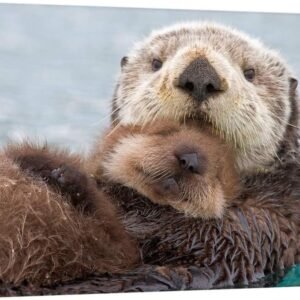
87, 120, 299, 289
0, 121, 236, 286
89, 121, 239, 219
7, 115, 297, 293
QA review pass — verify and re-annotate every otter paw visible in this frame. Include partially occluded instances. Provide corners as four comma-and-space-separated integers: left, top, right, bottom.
50, 165, 88, 199
51, 167, 67, 186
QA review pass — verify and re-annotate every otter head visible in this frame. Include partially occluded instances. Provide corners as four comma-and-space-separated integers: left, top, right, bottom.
100, 122, 239, 219
112, 22, 299, 173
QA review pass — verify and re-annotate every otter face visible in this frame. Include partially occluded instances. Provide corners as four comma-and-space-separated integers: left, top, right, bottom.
113, 22, 298, 172
101, 123, 239, 219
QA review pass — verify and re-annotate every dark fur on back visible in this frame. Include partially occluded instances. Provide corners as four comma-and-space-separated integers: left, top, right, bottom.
97, 176, 299, 288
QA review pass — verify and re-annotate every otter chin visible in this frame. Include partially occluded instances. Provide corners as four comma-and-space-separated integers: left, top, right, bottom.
112, 22, 299, 174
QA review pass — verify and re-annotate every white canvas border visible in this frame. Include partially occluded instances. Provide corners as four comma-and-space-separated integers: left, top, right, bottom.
0, 0, 299, 14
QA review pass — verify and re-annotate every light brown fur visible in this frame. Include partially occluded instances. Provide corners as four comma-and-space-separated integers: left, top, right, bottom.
88, 121, 239, 219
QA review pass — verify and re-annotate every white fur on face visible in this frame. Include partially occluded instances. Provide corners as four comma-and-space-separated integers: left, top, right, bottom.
114, 22, 293, 172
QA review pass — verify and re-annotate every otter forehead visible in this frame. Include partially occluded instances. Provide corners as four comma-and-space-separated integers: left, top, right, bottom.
113, 22, 297, 173
129, 22, 287, 74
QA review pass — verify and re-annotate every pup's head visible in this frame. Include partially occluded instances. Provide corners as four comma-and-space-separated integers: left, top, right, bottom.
100, 122, 239, 219
112, 22, 298, 173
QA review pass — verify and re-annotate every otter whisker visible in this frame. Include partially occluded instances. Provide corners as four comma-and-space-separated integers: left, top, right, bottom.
90, 99, 130, 128
150, 107, 162, 126
105, 120, 123, 137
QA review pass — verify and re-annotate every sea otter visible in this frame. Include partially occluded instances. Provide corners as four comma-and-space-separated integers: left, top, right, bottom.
0, 121, 237, 287
85, 22, 300, 291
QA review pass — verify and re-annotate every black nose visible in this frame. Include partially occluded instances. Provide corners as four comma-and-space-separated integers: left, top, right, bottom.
177, 57, 222, 102
178, 153, 200, 174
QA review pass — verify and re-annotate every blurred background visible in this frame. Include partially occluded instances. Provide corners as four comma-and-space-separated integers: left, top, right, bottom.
0, 4, 300, 153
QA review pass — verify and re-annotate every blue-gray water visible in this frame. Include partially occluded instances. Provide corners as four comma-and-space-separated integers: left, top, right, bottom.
0, 3, 299, 287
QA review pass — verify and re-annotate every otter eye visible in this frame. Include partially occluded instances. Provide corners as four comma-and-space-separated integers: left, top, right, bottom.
244, 68, 255, 82
152, 59, 163, 71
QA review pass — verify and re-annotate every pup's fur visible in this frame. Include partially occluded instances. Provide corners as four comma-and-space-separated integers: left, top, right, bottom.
0, 121, 237, 286
0, 143, 139, 286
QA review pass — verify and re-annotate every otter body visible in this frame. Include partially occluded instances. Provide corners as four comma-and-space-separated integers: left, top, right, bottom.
0, 119, 298, 292
0, 121, 237, 287
0, 143, 139, 286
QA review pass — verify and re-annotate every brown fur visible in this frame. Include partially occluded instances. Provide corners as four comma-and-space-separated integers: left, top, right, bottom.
0, 143, 139, 286
88, 121, 239, 219
84, 120, 300, 289
8, 116, 297, 293
0, 117, 299, 292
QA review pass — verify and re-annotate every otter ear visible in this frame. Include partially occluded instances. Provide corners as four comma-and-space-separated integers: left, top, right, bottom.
289, 77, 298, 91
120, 56, 128, 69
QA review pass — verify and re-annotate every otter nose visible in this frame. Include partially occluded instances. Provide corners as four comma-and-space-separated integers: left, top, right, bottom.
178, 153, 199, 174
177, 57, 222, 102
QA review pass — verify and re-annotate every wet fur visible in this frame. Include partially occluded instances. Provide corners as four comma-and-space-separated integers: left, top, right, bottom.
91, 22, 300, 291
0, 143, 139, 286
2, 121, 299, 291
88, 121, 300, 288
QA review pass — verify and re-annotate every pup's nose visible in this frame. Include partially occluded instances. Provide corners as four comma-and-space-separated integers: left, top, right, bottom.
177, 57, 223, 102
178, 153, 199, 174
